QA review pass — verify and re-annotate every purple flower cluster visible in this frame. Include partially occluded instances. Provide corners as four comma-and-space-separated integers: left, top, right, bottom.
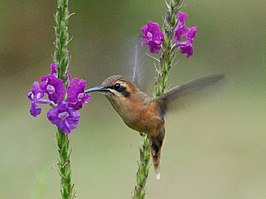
28, 64, 91, 134
141, 12, 197, 57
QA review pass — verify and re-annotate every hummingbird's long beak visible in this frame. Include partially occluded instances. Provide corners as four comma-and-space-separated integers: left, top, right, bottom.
84, 86, 108, 93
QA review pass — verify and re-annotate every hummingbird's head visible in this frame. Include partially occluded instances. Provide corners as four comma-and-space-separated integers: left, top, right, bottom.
85, 75, 138, 100
85, 75, 149, 120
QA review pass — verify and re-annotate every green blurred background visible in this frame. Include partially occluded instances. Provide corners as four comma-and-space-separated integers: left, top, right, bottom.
0, 0, 266, 198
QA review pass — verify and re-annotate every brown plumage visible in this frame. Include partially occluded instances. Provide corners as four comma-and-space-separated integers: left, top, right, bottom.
85, 74, 224, 175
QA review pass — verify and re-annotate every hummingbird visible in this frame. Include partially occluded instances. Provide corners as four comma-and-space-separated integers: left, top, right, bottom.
85, 74, 224, 175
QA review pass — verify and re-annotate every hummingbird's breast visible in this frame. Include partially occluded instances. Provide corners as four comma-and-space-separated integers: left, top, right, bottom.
108, 95, 164, 137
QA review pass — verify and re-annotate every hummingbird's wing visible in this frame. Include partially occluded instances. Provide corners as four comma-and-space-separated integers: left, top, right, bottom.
157, 74, 226, 117
123, 37, 153, 92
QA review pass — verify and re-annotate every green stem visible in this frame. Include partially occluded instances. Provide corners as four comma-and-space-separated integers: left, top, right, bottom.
133, 1, 184, 198
133, 134, 150, 199
54, 0, 70, 83
53, 0, 74, 198
56, 129, 74, 199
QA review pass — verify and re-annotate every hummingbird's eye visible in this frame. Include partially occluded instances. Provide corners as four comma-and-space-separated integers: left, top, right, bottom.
114, 83, 121, 90
112, 82, 130, 97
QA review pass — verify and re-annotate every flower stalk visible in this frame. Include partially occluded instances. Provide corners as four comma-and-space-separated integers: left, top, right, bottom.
28, 0, 90, 197
53, 0, 75, 198
133, 134, 150, 199
54, 0, 70, 83
133, 0, 184, 198
155, 0, 184, 96
56, 129, 74, 198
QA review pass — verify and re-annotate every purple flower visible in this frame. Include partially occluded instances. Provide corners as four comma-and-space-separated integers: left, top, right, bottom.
66, 78, 91, 110
186, 26, 198, 39
179, 43, 193, 57
177, 11, 187, 24
47, 103, 80, 134
29, 102, 42, 117
40, 64, 65, 103
50, 63, 57, 77
174, 12, 198, 58
67, 71, 72, 82
141, 21, 164, 54
174, 12, 187, 42
27, 81, 51, 117
40, 75, 66, 103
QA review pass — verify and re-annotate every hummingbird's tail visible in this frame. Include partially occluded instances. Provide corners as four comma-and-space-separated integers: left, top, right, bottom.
149, 128, 165, 179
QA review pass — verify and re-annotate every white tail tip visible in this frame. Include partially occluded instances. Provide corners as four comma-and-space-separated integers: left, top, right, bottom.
155, 172, 161, 180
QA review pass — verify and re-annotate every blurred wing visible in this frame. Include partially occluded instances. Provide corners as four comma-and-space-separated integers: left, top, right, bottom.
123, 37, 152, 92
157, 74, 226, 116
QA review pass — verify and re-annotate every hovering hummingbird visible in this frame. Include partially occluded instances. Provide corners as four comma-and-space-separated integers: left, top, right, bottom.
85, 73, 224, 175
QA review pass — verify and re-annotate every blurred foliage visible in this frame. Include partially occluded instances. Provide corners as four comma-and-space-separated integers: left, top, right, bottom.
0, 0, 266, 198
